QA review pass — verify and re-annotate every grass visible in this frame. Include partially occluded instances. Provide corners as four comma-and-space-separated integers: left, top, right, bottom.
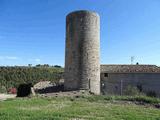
82, 95, 160, 104
0, 95, 160, 120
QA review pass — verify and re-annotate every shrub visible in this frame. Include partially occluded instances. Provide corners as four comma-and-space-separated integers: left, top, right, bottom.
137, 84, 143, 92
0, 86, 7, 93
124, 85, 140, 96
146, 90, 157, 97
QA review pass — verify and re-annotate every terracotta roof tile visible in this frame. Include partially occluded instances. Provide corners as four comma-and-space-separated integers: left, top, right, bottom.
100, 64, 160, 73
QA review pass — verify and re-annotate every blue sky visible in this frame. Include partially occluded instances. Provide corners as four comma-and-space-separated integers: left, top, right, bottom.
0, 0, 160, 66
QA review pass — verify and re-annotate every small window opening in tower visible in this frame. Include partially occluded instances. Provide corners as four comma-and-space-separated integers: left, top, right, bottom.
104, 73, 108, 77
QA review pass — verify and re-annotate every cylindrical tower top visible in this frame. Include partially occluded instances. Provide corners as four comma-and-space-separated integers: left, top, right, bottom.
66, 10, 100, 18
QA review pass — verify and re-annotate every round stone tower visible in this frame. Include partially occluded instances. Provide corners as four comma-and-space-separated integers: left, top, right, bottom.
64, 10, 100, 95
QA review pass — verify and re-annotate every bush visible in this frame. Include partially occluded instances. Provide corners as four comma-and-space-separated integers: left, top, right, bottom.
0, 66, 64, 89
146, 90, 157, 97
0, 86, 7, 93
124, 85, 140, 96
137, 84, 143, 92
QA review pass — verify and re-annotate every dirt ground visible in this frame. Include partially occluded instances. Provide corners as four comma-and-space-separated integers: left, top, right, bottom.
0, 94, 16, 101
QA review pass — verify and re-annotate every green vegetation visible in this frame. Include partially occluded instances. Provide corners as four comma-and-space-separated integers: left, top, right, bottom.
124, 85, 140, 96
0, 95, 160, 120
81, 95, 160, 104
0, 65, 64, 92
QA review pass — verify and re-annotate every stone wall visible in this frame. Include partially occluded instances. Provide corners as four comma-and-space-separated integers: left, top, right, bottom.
64, 10, 100, 94
101, 73, 160, 97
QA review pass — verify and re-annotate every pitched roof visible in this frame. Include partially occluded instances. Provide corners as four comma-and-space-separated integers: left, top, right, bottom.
100, 64, 160, 73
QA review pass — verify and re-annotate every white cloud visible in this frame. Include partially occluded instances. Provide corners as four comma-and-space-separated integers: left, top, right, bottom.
0, 56, 19, 60
28, 58, 41, 63
35, 58, 41, 62
5, 56, 18, 60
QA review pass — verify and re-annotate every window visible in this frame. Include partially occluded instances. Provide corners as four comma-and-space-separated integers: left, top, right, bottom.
104, 73, 108, 77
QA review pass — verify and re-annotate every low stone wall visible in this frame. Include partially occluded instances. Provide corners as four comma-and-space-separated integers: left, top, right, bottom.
101, 73, 160, 97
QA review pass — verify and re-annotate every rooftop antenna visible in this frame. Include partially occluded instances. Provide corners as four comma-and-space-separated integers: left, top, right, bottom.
131, 56, 134, 65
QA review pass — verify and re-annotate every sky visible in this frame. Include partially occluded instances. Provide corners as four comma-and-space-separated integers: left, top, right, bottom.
0, 0, 160, 66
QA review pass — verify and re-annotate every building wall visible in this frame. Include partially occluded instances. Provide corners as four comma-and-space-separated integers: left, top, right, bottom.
101, 73, 160, 97
64, 10, 100, 94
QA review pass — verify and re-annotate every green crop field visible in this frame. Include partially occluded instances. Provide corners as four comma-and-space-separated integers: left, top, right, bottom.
0, 96, 160, 120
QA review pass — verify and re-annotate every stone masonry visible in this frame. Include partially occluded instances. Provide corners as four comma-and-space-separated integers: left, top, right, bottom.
64, 10, 100, 95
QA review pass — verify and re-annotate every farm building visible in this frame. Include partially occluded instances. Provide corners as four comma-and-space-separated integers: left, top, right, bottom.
100, 64, 160, 97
